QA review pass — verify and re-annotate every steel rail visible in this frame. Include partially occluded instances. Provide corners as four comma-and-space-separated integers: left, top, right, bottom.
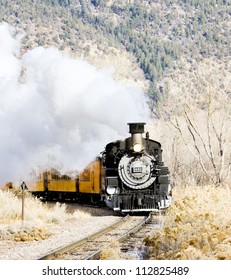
38, 215, 130, 260
85, 213, 152, 260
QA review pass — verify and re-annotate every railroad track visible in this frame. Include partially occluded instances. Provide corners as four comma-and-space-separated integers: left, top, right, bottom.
119, 212, 164, 259
38, 214, 152, 260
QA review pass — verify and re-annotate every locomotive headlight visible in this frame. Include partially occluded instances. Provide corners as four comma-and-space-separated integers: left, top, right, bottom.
131, 132, 143, 153
106, 186, 116, 195
133, 143, 142, 153
106, 186, 120, 195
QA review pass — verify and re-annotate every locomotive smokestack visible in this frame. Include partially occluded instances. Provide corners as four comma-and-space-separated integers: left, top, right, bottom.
128, 123, 145, 153
128, 123, 145, 134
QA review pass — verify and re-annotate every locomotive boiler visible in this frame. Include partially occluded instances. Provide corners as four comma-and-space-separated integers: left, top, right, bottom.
103, 122, 171, 212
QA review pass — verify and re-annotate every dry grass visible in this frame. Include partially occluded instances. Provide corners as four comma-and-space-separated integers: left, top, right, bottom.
144, 185, 231, 260
0, 222, 52, 242
99, 241, 122, 260
0, 189, 89, 242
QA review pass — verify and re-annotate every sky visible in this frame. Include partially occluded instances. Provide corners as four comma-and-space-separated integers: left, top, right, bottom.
0, 22, 150, 183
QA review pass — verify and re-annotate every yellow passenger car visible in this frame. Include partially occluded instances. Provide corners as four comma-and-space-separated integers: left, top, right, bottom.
28, 158, 102, 201
79, 160, 101, 194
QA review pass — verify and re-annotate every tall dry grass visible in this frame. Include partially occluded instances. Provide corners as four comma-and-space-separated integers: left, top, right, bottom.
0, 189, 89, 241
144, 185, 231, 260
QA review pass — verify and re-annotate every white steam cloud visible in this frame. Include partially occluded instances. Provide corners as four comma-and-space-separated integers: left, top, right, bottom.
0, 22, 150, 184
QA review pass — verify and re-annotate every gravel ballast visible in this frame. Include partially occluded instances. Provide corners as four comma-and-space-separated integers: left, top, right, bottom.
0, 205, 121, 260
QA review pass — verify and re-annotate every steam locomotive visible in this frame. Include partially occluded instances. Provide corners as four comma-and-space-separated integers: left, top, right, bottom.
27, 123, 172, 213
103, 122, 171, 212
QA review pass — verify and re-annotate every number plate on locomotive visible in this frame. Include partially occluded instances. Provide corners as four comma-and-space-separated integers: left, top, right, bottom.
132, 167, 143, 173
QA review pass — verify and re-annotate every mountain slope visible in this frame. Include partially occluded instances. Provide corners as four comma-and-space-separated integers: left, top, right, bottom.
0, 0, 230, 111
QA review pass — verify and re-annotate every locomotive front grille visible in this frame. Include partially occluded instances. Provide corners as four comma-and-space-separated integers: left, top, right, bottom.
113, 193, 161, 212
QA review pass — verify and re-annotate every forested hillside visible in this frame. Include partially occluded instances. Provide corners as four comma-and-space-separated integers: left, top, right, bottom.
0, 0, 230, 109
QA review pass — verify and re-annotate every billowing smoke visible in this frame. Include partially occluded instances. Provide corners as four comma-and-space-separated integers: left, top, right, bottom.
0, 22, 150, 184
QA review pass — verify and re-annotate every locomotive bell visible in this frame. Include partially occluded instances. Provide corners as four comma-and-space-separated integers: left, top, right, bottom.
128, 123, 145, 152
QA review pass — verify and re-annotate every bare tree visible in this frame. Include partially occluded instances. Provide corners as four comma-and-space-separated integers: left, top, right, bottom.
170, 90, 231, 186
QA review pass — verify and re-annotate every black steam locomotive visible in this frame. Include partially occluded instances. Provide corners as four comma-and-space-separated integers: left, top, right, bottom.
103, 123, 171, 212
